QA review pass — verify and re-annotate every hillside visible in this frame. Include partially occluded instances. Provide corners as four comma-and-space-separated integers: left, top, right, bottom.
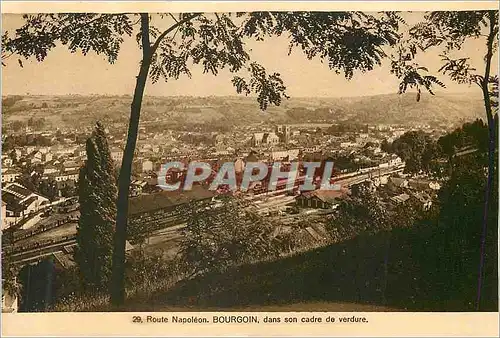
77, 222, 496, 312
2, 92, 485, 130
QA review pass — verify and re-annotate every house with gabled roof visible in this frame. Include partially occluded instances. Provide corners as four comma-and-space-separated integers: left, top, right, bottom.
2, 183, 49, 219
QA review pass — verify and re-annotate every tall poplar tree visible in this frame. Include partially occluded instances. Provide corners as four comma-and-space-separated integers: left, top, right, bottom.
74, 122, 118, 292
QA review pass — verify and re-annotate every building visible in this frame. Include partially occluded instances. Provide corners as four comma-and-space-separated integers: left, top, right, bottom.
13, 149, 22, 159
31, 151, 43, 164
387, 176, 408, 190
1, 201, 7, 231
275, 125, 291, 143
1, 169, 21, 184
73, 148, 86, 158
408, 179, 441, 191
296, 189, 348, 209
128, 185, 216, 235
43, 166, 59, 176
263, 132, 280, 145
251, 133, 265, 147
130, 180, 148, 196
213, 134, 225, 147
411, 191, 433, 210
26, 146, 36, 154
2, 157, 13, 167
42, 152, 53, 163
251, 132, 280, 147
2, 183, 50, 219
390, 193, 410, 205
142, 160, 154, 173
54, 169, 79, 183
63, 160, 80, 172
388, 155, 403, 167
271, 149, 300, 161
111, 149, 124, 163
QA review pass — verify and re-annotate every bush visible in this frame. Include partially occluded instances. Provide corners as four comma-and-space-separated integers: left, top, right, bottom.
178, 196, 281, 278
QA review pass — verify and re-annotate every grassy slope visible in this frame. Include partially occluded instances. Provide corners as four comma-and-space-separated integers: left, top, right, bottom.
116, 225, 497, 312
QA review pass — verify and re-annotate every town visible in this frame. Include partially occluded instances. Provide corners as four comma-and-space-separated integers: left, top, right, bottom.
1, 92, 467, 313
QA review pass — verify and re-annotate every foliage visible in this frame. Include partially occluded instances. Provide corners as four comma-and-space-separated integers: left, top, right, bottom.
38, 179, 58, 201
2, 12, 405, 109
124, 249, 183, 298
392, 11, 498, 99
330, 180, 429, 241
246, 12, 402, 78
386, 130, 440, 175
60, 183, 77, 198
1, 252, 21, 297
329, 183, 390, 241
2, 133, 52, 152
27, 117, 46, 130
179, 196, 280, 277
410, 11, 498, 87
330, 153, 360, 173
434, 153, 498, 308
380, 139, 391, 153
438, 119, 490, 158
1, 95, 24, 108
74, 122, 118, 292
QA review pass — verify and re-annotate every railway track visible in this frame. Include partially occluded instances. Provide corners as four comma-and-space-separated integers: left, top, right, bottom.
10, 237, 77, 264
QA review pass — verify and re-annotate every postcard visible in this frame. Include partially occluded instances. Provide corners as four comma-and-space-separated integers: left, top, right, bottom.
1, 1, 498, 337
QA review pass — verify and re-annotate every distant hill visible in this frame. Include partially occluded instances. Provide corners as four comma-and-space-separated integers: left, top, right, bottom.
2, 92, 485, 130
328, 92, 485, 126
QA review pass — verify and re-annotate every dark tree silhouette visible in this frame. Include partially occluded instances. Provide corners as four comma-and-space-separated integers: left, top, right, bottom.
389, 130, 439, 175
392, 10, 498, 309
75, 122, 117, 292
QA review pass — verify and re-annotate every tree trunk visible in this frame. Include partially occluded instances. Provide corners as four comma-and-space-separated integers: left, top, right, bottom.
476, 10, 496, 311
110, 13, 151, 307
381, 231, 392, 305
108, 13, 199, 306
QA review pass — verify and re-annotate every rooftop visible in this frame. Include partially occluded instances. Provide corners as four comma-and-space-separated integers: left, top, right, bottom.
301, 188, 349, 203
128, 185, 216, 215
390, 193, 410, 204
3, 183, 32, 199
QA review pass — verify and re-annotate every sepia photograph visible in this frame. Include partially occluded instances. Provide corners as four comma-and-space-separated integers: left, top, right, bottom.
0, 1, 499, 336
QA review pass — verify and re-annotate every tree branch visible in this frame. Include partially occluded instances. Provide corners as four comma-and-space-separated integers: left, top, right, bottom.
150, 13, 202, 59
131, 17, 141, 26
481, 11, 495, 121
168, 13, 179, 24
1, 51, 15, 60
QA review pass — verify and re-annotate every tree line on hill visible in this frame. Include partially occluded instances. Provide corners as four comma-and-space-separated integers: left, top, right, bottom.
381, 117, 498, 177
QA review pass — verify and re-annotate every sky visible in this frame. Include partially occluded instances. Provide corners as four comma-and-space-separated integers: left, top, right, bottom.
1, 12, 498, 98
